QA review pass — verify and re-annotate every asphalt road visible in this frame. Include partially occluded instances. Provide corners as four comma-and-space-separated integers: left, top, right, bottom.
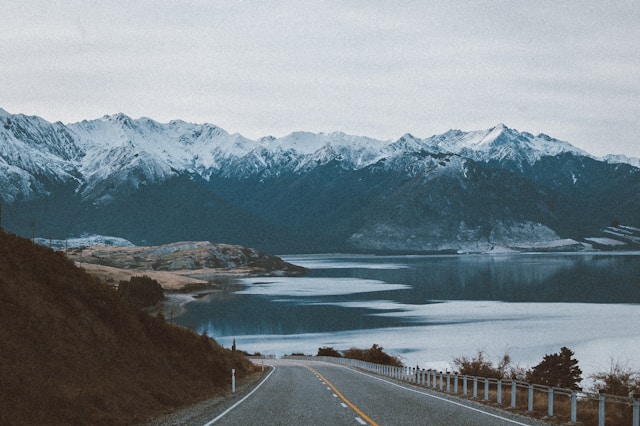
151, 359, 548, 425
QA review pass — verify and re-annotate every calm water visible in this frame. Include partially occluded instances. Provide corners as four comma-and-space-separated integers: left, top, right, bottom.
173, 253, 640, 377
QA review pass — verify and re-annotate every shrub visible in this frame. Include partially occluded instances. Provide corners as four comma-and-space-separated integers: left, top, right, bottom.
118, 275, 164, 307
343, 344, 403, 367
526, 346, 582, 390
452, 349, 512, 379
317, 346, 342, 357
589, 360, 640, 396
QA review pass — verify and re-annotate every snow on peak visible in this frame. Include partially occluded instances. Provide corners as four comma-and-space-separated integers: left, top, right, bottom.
35, 234, 135, 250
423, 124, 589, 163
480, 123, 508, 144
1, 106, 609, 199
602, 154, 640, 168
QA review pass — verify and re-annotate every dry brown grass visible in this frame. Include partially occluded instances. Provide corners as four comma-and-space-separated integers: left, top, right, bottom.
442, 376, 636, 425
77, 262, 209, 291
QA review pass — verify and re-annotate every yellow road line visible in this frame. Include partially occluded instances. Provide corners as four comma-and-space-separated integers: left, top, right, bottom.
308, 367, 380, 426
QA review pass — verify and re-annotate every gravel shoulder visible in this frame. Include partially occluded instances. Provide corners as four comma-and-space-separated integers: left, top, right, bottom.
143, 367, 270, 425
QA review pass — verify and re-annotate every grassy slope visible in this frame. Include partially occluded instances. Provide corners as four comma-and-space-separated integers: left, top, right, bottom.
0, 232, 255, 425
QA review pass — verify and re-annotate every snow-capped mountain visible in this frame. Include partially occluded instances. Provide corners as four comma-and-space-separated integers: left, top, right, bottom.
423, 123, 590, 164
1, 108, 639, 253
0, 108, 82, 201
0, 108, 607, 202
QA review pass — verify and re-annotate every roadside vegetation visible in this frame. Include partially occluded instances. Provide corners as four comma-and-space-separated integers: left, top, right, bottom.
453, 348, 640, 395
317, 344, 403, 367
316, 344, 639, 425
0, 232, 258, 425
453, 346, 583, 389
452, 348, 639, 425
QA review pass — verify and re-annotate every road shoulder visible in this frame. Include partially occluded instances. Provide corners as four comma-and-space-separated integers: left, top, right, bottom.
143, 367, 270, 425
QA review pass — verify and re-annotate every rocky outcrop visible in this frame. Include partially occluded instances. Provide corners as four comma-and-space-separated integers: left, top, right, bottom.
69, 241, 307, 276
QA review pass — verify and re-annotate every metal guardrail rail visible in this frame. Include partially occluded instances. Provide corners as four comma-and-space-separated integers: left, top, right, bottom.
285, 355, 640, 426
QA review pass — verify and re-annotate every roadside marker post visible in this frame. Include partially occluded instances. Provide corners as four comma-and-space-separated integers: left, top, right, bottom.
232, 369, 236, 393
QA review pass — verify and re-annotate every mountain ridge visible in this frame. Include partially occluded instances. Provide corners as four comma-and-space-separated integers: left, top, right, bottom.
1, 108, 639, 253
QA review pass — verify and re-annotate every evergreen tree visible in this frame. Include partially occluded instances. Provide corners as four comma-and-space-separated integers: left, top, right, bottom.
526, 346, 582, 390
118, 275, 164, 307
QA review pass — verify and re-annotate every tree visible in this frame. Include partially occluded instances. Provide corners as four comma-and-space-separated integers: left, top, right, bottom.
118, 275, 164, 307
526, 346, 582, 390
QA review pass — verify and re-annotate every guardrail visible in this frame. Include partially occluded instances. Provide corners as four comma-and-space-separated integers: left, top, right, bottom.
285, 356, 639, 426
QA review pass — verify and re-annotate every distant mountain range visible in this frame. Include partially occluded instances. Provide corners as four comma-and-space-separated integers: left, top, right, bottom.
1, 107, 639, 253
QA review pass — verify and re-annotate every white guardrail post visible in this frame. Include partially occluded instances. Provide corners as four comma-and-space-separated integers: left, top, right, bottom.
571, 391, 578, 424
484, 378, 489, 401
633, 398, 639, 426
528, 384, 534, 412
454, 374, 459, 394
547, 387, 554, 418
232, 369, 236, 393
473, 376, 478, 398
511, 381, 517, 408
497, 379, 502, 405
598, 394, 605, 426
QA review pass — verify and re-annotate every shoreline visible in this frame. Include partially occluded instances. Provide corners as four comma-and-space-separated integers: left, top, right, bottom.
147, 277, 249, 321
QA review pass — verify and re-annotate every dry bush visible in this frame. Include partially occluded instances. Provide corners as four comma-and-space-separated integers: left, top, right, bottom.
452, 349, 514, 379
343, 344, 403, 367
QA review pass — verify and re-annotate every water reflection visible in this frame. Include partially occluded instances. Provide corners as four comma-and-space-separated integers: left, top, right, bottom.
174, 253, 640, 342
170, 254, 640, 375
301, 254, 640, 303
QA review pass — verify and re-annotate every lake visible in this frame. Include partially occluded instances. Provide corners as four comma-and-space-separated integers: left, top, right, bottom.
172, 253, 640, 381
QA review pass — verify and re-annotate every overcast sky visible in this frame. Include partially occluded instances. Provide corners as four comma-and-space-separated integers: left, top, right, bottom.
1, 1, 639, 157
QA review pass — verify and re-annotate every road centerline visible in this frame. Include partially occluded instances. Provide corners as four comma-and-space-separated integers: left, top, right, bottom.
308, 367, 379, 426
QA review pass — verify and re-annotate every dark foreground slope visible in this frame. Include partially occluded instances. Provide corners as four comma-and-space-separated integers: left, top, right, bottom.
0, 232, 255, 425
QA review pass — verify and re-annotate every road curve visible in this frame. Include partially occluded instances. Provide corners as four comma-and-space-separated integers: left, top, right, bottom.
150, 359, 549, 425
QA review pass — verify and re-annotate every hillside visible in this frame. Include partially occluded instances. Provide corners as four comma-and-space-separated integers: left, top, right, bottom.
0, 231, 257, 425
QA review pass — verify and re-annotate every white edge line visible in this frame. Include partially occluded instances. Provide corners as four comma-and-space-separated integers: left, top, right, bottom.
346, 367, 531, 426
203, 365, 276, 425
